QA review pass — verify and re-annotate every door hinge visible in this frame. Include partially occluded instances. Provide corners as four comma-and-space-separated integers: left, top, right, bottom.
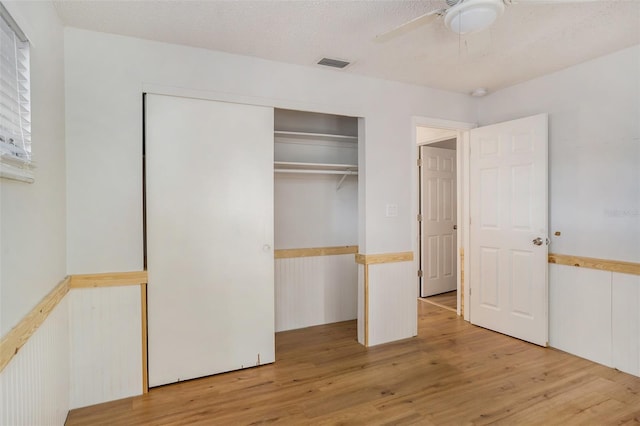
417, 214, 423, 222
418, 270, 423, 278
417, 158, 423, 167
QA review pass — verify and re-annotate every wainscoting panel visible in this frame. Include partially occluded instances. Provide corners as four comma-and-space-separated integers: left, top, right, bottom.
367, 261, 417, 347
275, 254, 357, 332
69, 286, 142, 409
549, 264, 613, 367
612, 272, 640, 377
0, 298, 69, 425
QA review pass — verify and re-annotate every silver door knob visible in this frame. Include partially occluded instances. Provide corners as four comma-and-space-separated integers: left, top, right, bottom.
532, 237, 543, 246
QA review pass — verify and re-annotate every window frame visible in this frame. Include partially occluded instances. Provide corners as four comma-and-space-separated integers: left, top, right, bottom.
0, 1, 33, 183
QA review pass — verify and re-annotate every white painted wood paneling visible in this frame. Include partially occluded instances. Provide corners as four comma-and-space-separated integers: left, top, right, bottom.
367, 261, 417, 346
0, 298, 69, 425
68, 286, 142, 409
612, 272, 640, 377
275, 254, 357, 332
549, 264, 613, 367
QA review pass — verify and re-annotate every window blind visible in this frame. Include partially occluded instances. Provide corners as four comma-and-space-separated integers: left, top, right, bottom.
0, 3, 30, 164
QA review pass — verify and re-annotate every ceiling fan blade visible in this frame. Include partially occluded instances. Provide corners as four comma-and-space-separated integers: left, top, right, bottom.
375, 9, 444, 43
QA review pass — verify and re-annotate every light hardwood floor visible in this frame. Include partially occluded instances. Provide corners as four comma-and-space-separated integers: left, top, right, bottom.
422, 290, 457, 312
66, 302, 640, 425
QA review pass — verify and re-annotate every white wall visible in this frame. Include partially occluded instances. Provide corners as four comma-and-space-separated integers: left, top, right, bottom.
0, 1, 67, 335
275, 174, 357, 249
64, 28, 475, 275
478, 45, 639, 263
0, 2, 69, 423
479, 46, 640, 375
64, 28, 475, 349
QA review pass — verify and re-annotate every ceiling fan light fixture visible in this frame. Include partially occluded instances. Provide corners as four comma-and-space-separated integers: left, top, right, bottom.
444, 0, 505, 35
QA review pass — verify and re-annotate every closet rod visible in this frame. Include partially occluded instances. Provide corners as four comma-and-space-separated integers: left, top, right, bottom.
274, 169, 358, 175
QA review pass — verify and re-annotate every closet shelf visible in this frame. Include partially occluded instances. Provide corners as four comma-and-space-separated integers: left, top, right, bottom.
274, 161, 358, 174
274, 130, 358, 142
274, 161, 357, 189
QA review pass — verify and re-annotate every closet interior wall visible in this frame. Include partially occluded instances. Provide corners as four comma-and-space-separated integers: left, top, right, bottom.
274, 109, 359, 332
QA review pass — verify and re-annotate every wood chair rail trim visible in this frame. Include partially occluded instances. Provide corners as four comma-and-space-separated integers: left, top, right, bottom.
0, 276, 71, 373
275, 245, 358, 259
69, 271, 149, 288
355, 251, 414, 265
548, 253, 640, 276
0, 271, 148, 378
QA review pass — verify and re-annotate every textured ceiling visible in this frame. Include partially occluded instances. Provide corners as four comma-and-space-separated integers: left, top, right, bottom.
53, 0, 640, 95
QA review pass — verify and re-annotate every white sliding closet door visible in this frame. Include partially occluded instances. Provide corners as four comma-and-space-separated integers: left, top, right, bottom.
145, 94, 274, 387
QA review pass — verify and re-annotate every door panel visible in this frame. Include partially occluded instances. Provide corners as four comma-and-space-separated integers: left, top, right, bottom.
145, 94, 275, 387
421, 146, 457, 297
510, 250, 534, 318
470, 113, 548, 346
479, 247, 499, 308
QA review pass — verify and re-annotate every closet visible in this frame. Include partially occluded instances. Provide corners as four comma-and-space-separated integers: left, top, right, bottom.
144, 97, 359, 388
273, 109, 359, 332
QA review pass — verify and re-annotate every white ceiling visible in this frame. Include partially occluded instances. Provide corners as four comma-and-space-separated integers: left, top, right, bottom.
53, 0, 640, 95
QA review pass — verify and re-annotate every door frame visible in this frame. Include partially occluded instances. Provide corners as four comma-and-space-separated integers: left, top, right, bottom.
411, 117, 476, 319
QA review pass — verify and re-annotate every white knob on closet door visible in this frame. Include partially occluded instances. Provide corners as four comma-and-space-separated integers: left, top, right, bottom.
262, 244, 272, 252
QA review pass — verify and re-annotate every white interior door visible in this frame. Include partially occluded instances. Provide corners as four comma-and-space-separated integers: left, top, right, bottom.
145, 94, 275, 387
421, 146, 457, 297
469, 113, 548, 346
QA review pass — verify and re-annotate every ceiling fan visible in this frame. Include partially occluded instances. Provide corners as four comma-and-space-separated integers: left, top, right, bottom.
375, 0, 597, 42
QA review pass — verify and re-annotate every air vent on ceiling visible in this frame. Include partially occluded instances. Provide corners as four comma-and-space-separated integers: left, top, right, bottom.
317, 57, 350, 69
